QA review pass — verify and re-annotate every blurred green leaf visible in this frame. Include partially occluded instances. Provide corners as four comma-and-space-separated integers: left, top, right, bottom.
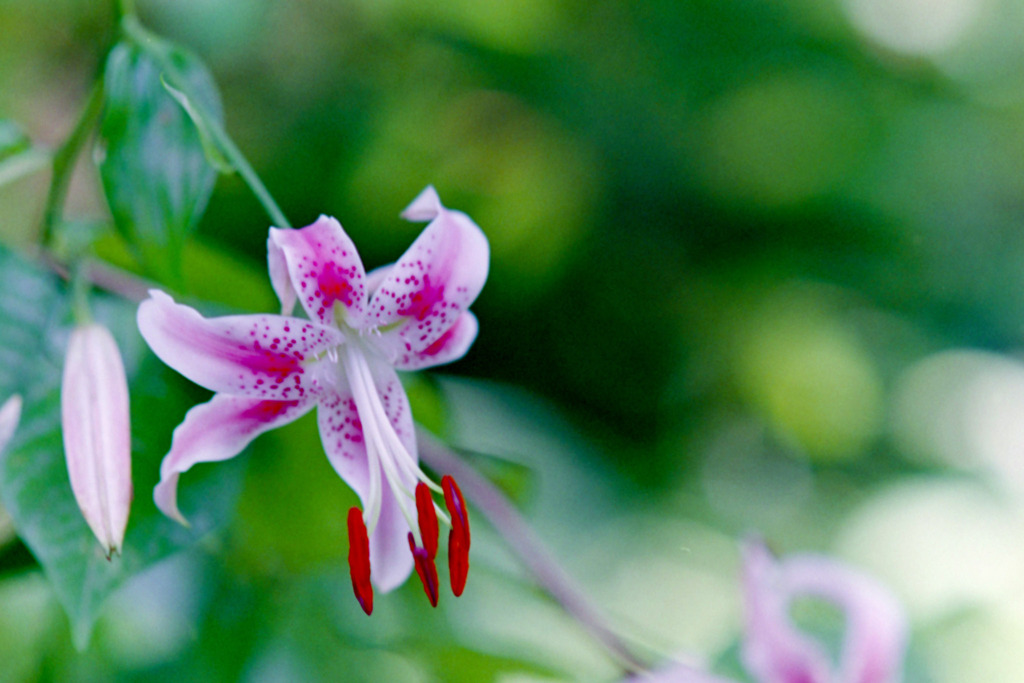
0, 246, 244, 648
0, 148, 49, 190
0, 120, 31, 161
97, 39, 223, 285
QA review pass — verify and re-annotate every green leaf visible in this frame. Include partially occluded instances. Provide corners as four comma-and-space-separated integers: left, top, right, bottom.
0, 148, 50, 190
0, 120, 31, 162
0, 246, 244, 648
161, 77, 234, 174
97, 39, 223, 285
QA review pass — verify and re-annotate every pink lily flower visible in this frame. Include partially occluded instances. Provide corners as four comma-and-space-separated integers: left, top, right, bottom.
741, 539, 907, 683
0, 395, 22, 454
137, 186, 487, 612
61, 323, 133, 558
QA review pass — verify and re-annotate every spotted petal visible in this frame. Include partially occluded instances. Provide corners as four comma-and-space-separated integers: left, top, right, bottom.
316, 360, 416, 592
154, 394, 314, 525
742, 539, 907, 683
269, 216, 369, 328
393, 311, 479, 371
138, 290, 342, 402
368, 187, 489, 362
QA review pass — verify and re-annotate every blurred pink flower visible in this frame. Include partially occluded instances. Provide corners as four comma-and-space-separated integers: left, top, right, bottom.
638, 540, 906, 683
61, 323, 133, 557
741, 538, 907, 683
137, 187, 487, 613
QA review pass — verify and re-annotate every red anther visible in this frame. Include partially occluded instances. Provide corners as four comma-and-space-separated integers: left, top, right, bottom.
408, 532, 439, 607
448, 528, 469, 596
415, 482, 439, 560
347, 507, 373, 615
442, 475, 470, 549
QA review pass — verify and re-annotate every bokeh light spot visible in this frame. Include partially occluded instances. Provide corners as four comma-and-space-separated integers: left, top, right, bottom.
843, 0, 986, 56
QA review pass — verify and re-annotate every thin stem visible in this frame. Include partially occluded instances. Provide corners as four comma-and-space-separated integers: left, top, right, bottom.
416, 428, 650, 675
120, 16, 292, 229
70, 262, 94, 325
41, 79, 106, 246
39, 251, 153, 304
210, 130, 292, 229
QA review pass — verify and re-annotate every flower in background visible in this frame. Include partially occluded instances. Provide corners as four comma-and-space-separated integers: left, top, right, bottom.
61, 323, 133, 558
137, 187, 487, 613
741, 538, 906, 683
637, 539, 907, 683
0, 395, 22, 454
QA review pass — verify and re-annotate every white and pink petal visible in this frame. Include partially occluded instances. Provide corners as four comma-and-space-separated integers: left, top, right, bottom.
154, 394, 314, 525
317, 356, 418, 592
269, 216, 369, 328
317, 390, 372, 509
368, 187, 489, 358
391, 311, 479, 371
267, 227, 297, 316
368, 483, 415, 592
138, 290, 341, 402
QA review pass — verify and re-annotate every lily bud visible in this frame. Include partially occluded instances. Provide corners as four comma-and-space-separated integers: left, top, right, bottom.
61, 323, 132, 558
0, 395, 22, 454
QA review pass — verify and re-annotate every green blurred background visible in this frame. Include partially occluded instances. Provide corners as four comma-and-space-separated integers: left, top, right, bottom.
4, 0, 1024, 680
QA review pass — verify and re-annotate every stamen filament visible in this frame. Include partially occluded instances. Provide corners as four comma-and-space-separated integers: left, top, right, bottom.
348, 351, 441, 493
342, 344, 420, 539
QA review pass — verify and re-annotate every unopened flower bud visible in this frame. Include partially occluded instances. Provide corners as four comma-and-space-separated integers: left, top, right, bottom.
61, 324, 132, 557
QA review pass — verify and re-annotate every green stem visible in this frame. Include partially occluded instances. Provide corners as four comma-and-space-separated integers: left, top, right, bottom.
120, 16, 292, 229
70, 261, 94, 325
211, 129, 292, 229
41, 79, 105, 247
114, 0, 136, 21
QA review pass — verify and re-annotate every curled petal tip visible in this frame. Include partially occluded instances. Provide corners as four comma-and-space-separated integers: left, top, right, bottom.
154, 475, 192, 528
401, 186, 443, 222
